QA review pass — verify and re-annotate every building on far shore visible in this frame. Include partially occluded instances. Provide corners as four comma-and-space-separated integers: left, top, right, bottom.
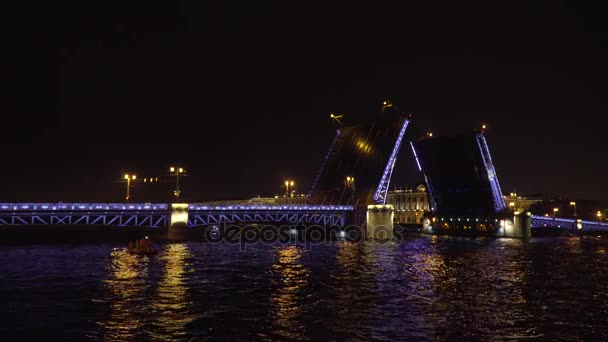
198, 193, 309, 206
502, 192, 543, 212
386, 184, 429, 225
386, 187, 546, 225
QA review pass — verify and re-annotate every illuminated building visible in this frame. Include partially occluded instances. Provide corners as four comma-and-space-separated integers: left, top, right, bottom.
386, 184, 429, 224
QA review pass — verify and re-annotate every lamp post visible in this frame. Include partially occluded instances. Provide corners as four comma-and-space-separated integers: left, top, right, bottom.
553, 208, 559, 218
285, 180, 295, 197
570, 201, 577, 218
345, 176, 355, 189
170, 166, 185, 198
345, 176, 355, 204
598, 211, 603, 222
124, 174, 136, 201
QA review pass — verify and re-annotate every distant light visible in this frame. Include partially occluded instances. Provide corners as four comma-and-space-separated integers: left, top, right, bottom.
179, 167, 184, 173
124, 174, 129, 179
170, 166, 175, 172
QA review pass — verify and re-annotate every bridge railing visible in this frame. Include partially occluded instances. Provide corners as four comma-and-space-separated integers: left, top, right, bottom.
531, 215, 608, 231
188, 204, 353, 211
0, 203, 169, 211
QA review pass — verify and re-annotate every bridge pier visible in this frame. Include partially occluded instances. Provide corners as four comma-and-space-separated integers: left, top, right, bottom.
498, 211, 531, 238
366, 204, 394, 240
168, 203, 189, 240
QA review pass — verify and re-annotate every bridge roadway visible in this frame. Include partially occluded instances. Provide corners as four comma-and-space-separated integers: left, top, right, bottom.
0, 203, 353, 228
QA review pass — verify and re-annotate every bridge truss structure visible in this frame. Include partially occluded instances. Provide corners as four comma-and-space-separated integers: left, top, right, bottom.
188, 204, 352, 227
373, 118, 410, 204
0, 203, 353, 228
475, 133, 507, 212
0, 203, 169, 228
531, 215, 608, 232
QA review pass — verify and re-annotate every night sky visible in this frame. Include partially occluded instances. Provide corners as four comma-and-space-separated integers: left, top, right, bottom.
1, 1, 607, 203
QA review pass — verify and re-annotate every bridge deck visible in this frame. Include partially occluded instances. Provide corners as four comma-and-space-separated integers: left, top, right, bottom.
0, 203, 354, 228
531, 215, 608, 232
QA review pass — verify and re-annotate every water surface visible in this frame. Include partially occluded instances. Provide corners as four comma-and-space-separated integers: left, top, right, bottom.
1, 235, 607, 340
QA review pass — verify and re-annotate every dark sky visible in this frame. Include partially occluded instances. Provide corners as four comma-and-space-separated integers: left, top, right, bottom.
1, 1, 607, 203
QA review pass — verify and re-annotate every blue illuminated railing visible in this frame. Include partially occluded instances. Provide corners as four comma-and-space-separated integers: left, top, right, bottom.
373, 118, 410, 204
0, 203, 168, 211
309, 128, 341, 197
410, 141, 438, 211
531, 215, 608, 231
0, 203, 353, 213
188, 204, 353, 211
475, 133, 507, 212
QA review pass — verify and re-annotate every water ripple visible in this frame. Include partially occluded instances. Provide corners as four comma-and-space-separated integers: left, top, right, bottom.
1, 236, 608, 340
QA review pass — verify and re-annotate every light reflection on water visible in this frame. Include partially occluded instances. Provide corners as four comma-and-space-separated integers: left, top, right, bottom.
102, 244, 197, 341
267, 245, 309, 341
3, 236, 608, 340
150, 243, 198, 341
103, 249, 151, 341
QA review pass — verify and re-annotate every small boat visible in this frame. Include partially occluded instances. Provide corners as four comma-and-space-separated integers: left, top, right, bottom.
127, 237, 157, 255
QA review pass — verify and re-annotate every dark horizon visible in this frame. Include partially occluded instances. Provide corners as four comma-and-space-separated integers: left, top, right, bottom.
1, 2, 607, 203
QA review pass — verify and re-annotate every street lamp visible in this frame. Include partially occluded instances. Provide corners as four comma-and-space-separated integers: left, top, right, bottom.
285, 180, 295, 197
381, 100, 393, 111
345, 176, 355, 203
598, 211, 603, 222
124, 174, 136, 201
570, 201, 577, 218
553, 208, 559, 218
329, 113, 344, 126
169, 166, 185, 198
345, 176, 355, 189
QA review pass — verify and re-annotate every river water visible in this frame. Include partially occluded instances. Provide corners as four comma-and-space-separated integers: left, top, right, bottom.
1, 235, 607, 340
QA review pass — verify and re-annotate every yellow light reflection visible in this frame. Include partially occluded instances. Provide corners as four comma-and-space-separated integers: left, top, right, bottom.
151, 243, 195, 340
103, 248, 151, 341
333, 241, 360, 307
269, 245, 308, 340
